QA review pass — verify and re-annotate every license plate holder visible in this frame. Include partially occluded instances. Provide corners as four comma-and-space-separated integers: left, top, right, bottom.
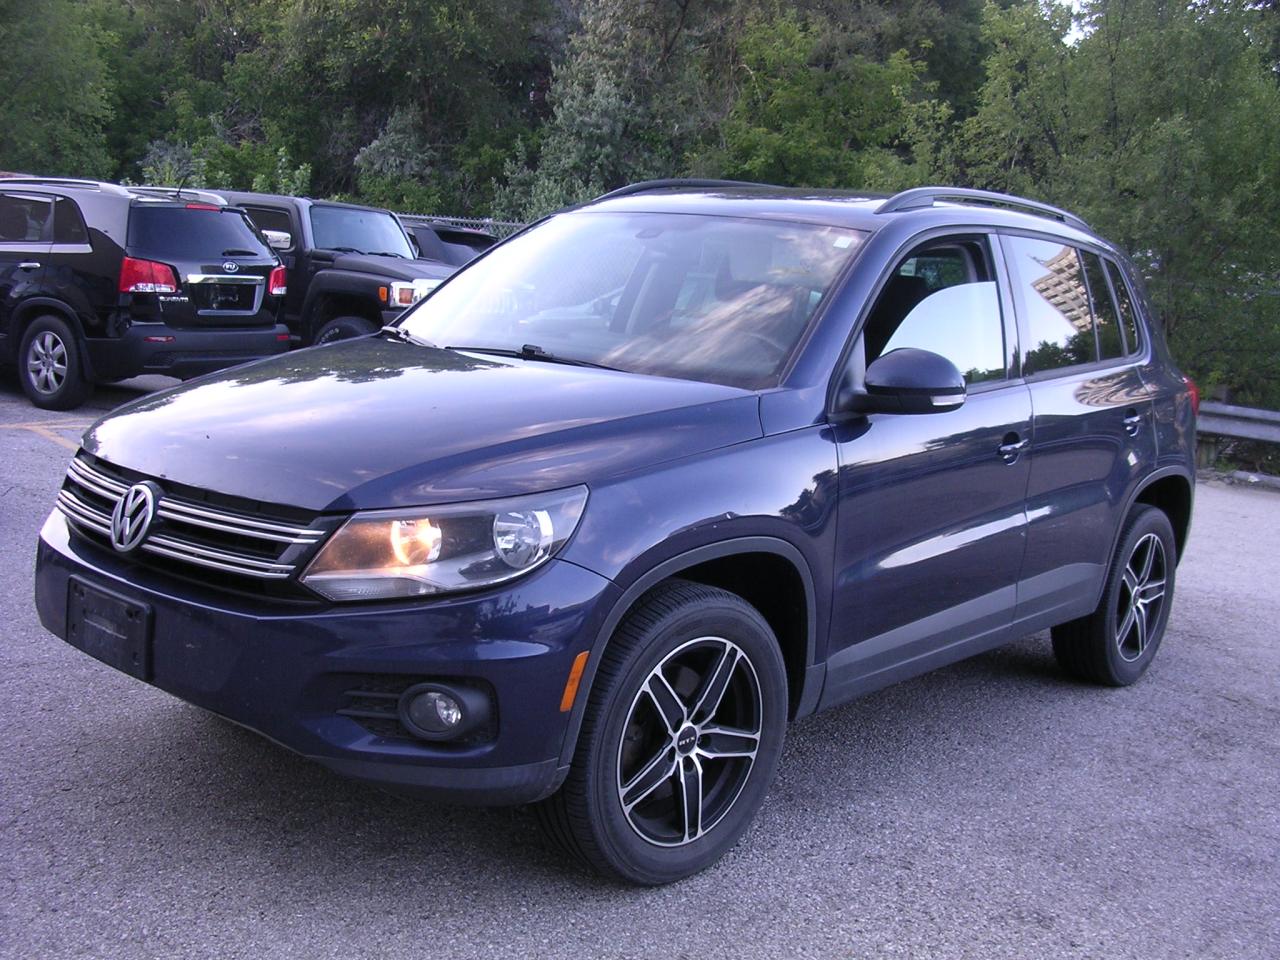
66, 576, 153, 681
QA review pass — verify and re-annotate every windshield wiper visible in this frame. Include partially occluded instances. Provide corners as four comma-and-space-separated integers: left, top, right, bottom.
446, 343, 619, 371
367, 250, 406, 258
324, 246, 364, 254
382, 325, 437, 348
221, 248, 258, 256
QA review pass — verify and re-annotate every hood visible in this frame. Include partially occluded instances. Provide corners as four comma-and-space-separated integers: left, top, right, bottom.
84, 337, 762, 512
331, 252, 455, 282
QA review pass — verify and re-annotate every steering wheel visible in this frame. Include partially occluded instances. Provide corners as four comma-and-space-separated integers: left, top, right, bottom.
741, 331, 790, 361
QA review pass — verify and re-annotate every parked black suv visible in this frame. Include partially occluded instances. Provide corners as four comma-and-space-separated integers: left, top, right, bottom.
399, 216, 498, 266
35, 182, 1197, 884
0, 178, 289, 409
220, 192, 455, 344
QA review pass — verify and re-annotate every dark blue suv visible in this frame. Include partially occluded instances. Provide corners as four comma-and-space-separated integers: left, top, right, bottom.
34, 182, 1197, 884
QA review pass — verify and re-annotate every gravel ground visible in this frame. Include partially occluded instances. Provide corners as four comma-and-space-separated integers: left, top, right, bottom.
1, 376, 1277, 960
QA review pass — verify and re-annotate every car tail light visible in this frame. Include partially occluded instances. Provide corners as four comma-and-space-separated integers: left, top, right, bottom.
268, 265, 287, 297
1185, 376, 1200, 416
185, 202, 221, 211
119, 257, 178, 294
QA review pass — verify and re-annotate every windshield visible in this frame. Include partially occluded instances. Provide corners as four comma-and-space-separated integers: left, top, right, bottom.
309, 205, 415, 258
399, 212, 867, 388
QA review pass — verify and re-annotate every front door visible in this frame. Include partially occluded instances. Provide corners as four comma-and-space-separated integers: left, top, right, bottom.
823, 233, 1032, 707
0, 191, 53, 358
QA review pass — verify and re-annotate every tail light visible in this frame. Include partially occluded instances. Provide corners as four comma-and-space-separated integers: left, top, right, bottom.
185, 202, 221, 211
268, 265, 287, 297
1185, 376, 1200, 416
119, 257, 178, 294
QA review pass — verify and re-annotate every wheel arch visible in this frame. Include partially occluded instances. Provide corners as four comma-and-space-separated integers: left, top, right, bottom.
6, 299, 93, 374
1129, 468, 1194, 561
557, 537, 821, 769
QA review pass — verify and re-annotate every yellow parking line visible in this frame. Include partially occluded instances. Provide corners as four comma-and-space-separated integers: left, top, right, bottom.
0, 421, 90, 452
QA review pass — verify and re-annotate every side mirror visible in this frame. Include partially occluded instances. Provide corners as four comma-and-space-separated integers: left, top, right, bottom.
841, 348, 967, 416
262, 229, 292, 251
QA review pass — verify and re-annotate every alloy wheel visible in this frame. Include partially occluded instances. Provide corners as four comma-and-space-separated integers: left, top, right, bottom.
26, 330, 68, 395
1116, 532, 1167, 662
616, 636, 763, 847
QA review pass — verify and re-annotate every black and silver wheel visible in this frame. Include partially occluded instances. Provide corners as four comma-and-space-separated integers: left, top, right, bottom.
537, 580, 787, 885
1052, 505, 1177, 686
19, 315, 92, 410
313, 315, 377, 345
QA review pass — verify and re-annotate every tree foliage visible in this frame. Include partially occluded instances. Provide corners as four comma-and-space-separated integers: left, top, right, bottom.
1, 0, 1278, 403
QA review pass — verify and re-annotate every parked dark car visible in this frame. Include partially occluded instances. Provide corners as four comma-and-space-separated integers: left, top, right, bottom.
219, 191, 454, 345
0, 178, 289, 409
34, 181, 1197, 884
400, 216, 498, 266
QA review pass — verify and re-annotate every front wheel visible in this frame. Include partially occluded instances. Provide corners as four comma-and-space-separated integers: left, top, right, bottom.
536, 580, 788, 885
313, 315, 377, 345
1052, 505, 1177, 686
19, 315, 93, 410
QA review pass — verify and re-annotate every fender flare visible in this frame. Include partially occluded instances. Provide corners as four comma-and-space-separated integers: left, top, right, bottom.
1092, 465, 1195, 607
556, 536, 822, 768
299, 272, 385, 339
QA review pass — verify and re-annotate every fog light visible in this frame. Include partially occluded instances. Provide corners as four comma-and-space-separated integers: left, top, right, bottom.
398, 682, 491, 741
410, 691, 461, 732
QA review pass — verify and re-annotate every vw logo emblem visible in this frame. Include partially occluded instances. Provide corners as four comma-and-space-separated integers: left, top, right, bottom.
109, 482, 159, 553
222, 261, 240, 273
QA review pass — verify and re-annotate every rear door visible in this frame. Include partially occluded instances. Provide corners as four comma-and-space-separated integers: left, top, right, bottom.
999, 234, 1157, 630
0, 191, 52, 357
126, 204, 278, 328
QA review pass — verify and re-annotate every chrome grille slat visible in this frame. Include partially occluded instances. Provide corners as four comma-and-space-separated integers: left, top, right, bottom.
58, 454, 327, 585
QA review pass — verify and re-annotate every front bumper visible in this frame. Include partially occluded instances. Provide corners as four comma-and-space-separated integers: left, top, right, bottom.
83, 322, 292, 382
35, 513, 618, 804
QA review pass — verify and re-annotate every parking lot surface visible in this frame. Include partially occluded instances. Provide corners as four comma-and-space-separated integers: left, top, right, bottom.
1, 376, 1277, 959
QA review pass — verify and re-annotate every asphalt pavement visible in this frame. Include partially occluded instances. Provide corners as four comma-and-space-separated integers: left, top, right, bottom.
1, 374, 1277, 959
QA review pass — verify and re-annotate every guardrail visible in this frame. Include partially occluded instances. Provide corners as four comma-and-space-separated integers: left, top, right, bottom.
1196, 401, 1280, 468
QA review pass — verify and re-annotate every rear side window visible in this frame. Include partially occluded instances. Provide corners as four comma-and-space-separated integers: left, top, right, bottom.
0, 193, 53, 243
1106, 259, 1143, 355
1004, 237, 1097, 374
127, 206, 271, 260
244, 206, 294, 242
863, 238, 1007, 385
53, 198, 89, 244
1082, 251, 1123, 360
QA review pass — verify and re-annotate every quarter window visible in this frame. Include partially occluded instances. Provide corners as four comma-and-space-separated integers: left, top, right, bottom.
1105, 259, 1142, 355
52, 198, 89, 245
244, 206, 294, 243
1004, 237, 1098, 374
863, 239, 1007, 384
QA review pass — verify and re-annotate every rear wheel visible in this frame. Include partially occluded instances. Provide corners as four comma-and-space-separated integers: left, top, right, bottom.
19, 315, 93, 410
314, 315, 377, 345
1052, 505, 1177, 686
536, 580, 787, 885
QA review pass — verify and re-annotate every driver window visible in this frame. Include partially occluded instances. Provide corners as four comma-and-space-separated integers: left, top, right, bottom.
862, 238, 1007, 384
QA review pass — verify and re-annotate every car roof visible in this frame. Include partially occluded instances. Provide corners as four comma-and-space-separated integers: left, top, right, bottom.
575, 180, 1106, 248
217, 190, 397, 216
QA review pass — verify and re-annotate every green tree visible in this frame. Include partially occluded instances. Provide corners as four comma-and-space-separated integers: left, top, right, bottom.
0, 0, 115, 176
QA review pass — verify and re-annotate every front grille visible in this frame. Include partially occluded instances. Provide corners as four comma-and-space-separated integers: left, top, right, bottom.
57, 454, 328, 585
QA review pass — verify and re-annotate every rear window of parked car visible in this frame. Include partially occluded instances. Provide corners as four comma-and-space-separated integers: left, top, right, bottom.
127, 206, 271, 260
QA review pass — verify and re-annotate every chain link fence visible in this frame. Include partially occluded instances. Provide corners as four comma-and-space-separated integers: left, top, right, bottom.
398, 213, 527, 239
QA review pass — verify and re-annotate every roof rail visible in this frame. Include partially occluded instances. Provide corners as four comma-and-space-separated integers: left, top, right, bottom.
876, 186, 1091, 232
128, 185, 230, 205
591, 178, 781, 203
0, 177, 127, 195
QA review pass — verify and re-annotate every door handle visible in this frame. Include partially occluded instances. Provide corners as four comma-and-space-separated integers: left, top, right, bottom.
1123, 409, 1143, 436
998, 434, 1030, 463
18, 261, 40, 270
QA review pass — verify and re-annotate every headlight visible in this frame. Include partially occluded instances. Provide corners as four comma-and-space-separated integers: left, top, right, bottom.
300, 486, 588, 601
388, 278, 442, 308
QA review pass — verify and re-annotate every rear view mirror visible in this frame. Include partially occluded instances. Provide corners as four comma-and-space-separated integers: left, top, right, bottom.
262, 229, 292, 250
837, 347, 967, 416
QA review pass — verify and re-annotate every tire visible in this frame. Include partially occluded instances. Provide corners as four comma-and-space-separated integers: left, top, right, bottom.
1052, 505, 1177, 686
313, 315, 378, 345
536, 579, 788, 885
18, 315, 93, 410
